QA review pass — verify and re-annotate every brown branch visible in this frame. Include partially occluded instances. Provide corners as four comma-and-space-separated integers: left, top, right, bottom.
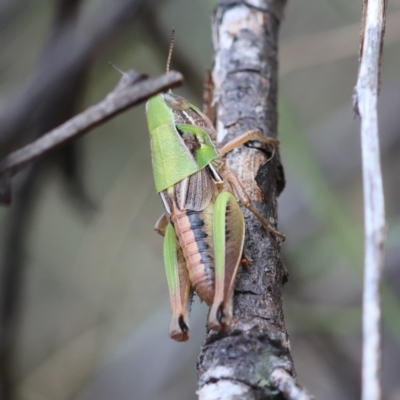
0, 70, 183, 204
353, 1, 388, 400
197, 1, 311, 399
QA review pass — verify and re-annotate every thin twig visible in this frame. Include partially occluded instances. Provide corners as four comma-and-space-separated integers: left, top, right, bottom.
0, 71, 183, 201
270, 369, 314, 400
0, 0, 150, 160
354, 1, 387, 400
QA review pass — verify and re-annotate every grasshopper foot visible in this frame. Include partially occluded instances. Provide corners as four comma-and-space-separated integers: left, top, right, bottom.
169, 315, 189, 342
208, 302, 232, 332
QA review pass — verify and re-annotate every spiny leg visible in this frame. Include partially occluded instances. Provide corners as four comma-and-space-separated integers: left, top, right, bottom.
208, 192, 245, 331
218, 163, 286, 242
218, 129, 279, 157
154, 213, 169, 237
164, 223, 192, 341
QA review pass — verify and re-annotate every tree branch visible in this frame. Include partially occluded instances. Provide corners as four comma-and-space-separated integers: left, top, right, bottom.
197, 1, 311, 399
0, 71, 183, 204
353, 1, 387, 400
0, 0, 152, 160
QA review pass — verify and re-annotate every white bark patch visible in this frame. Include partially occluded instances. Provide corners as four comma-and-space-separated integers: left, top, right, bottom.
201, 366, 235, 381
245, 0, 268, 8
197, 380, 253, 400
213, 6, 264, 143
221, 6, 263, 43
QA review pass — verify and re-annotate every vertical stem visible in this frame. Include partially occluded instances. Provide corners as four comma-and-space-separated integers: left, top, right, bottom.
355, 1, 387, 399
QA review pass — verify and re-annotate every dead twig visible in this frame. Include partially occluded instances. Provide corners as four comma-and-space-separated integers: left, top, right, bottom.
353, 1, 387, 399
0, 70, 183, 204
270, 369, 314, 400
0, 0, 151, 160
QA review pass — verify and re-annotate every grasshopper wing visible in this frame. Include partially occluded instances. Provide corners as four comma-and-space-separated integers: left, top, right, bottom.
208, 192, 245, 331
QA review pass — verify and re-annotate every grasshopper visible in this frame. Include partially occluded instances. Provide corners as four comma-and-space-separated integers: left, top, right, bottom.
145, 34, 285, 342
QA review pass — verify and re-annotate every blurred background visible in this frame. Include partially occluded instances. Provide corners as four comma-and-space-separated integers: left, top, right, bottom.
0, 0, 399, 399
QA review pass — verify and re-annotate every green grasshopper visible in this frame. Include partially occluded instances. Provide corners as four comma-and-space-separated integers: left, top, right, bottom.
145, 36, 285, 342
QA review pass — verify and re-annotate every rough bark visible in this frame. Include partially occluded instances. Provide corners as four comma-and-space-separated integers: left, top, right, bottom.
197, 1, 307, 399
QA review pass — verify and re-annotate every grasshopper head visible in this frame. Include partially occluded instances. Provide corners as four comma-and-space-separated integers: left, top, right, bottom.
146, 92, 215, 138
146, 92, 218, 193
146, 93, 190, 133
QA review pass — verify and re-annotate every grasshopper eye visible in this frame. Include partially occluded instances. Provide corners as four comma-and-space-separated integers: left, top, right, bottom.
162, 93, 190, 110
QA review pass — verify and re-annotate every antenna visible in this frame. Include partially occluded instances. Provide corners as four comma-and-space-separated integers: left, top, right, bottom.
108, 61, 125, 76
166, 28, 175, 73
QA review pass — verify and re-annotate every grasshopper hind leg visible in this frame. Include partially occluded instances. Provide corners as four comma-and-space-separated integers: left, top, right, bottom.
208, 192, 245, 331
164, 224, 192, 341
217, 130, 279, 158
214, 130, 285, 241
217, 162, 286, 242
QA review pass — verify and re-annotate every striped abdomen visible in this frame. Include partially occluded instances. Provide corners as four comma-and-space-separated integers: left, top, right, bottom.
171, 203, 215, 306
